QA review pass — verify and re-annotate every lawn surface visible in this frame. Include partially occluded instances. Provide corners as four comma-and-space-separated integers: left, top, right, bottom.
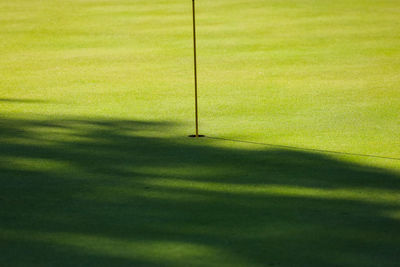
1, 0, 400, 266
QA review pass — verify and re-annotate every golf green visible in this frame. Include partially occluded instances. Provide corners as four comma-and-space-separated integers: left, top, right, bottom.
1, 0, 399, 266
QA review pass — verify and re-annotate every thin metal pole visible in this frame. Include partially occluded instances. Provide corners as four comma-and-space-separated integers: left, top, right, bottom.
192, 0, 199, 137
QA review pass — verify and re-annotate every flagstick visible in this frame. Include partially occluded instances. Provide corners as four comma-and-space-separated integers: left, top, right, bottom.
192, 0, 199, 137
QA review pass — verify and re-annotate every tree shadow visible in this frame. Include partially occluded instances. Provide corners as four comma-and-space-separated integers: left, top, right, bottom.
0, 117, 399, 267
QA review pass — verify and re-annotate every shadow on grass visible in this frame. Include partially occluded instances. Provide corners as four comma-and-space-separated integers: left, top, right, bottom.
0, 117, 399, 267
0, 98, 49, 104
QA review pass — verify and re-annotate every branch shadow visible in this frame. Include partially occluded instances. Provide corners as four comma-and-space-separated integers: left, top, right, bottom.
0, 117, 399, 267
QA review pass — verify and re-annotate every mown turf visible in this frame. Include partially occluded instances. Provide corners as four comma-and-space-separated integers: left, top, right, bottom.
1, 0, 400, 266
1, 118, 400, 266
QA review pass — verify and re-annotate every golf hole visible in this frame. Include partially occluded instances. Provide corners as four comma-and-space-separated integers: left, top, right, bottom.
188, 135, 205, 138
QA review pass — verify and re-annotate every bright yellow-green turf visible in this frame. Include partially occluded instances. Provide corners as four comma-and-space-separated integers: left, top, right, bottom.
1, 0, 400, 266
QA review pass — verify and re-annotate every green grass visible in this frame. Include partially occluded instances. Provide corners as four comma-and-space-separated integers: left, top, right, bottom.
1, 0, 400, 266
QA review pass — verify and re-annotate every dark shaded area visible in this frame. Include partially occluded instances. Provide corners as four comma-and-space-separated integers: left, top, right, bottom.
0, 117, 399, 267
